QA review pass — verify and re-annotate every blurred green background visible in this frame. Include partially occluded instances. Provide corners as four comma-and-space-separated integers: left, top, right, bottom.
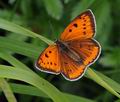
0, 0, 120, 102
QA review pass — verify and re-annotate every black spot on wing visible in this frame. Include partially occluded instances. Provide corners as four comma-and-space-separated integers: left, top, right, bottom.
54, 63, 57, 66
83, 24, 86, 26
49, 51, 52, 53
69, 29, 72, 32
83, 17, 85, 20
83, 31, 86, 35
45, 53, 49, 58
73, 23, 78, 27
50, 62, 52, 65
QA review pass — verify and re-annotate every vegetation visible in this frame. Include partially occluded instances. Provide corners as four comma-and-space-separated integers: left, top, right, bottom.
0, 0, 120, 102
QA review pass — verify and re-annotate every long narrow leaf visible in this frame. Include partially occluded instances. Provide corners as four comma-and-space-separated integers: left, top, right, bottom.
0, 65, 68, 102
0, 18, 54, 44
0, 37, 41, 59
86, 68, 120, 98
0, 79, 17, 102
9, 83, 94, 102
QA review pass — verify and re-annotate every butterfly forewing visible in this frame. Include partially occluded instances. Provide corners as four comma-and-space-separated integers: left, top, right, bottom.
36, 45, 61, 74
60, 10, 96, 41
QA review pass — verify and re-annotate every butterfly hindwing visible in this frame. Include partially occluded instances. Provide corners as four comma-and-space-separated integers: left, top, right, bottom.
60, 51, 86, 81
35, 45, 61, 74
67, 39, 100, 66
60, 10, 96, 41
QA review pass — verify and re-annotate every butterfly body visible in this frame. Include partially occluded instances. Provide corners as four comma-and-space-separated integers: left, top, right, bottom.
35, 9, 101, 81
56, 40, 81, 63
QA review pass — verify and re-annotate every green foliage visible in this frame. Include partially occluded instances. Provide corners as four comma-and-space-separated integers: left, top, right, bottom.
71, 0, 95, 20
0, 0, 120, 102
42, 0, 63, 20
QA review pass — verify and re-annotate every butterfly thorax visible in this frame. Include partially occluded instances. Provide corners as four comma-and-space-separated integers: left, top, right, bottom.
56, 40, 82, 64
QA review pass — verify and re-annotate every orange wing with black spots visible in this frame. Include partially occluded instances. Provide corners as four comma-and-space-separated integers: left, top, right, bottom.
35, 9, 101, 81
68, 39, 100, 66
35, 45, 61, 74
59, 39, 100, 81
60, 9, 96, 41
60, 52, 86, 81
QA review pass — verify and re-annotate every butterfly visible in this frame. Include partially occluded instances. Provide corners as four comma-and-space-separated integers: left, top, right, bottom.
35, 9, 101, 81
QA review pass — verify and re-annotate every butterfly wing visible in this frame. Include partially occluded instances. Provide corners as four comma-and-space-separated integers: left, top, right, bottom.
67, 39, 101, 66
35, 45, 61, 74
59, 39, 100, 81
35, 10, 100, 81
60, 51, 86, 81
60, 9, 96, 41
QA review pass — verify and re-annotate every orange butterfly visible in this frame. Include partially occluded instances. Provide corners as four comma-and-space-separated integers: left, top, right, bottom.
35, 9, 101, 81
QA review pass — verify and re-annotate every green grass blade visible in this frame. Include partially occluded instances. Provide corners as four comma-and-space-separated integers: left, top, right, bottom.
63, 93, 95, 102
9, 83, 48, 98
0, 65, 68, 102
0, 37, 41, 59
86, 68, 120, 98
0, 18, 54, 45
95, 71, 120, 94
0, 79, 17, 102
0, 50, 32, 72
9, 83, 94, 102
0, 51, 68, 101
